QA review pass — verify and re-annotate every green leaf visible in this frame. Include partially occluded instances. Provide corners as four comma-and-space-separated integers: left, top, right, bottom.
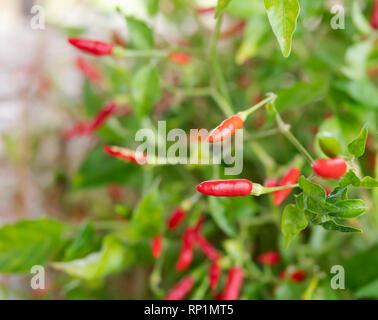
52, 236, 132, 281
334, 80, 378, 109
64, 222, 96, 261
275, 81, 328, 111
321, 220, 361, 233
129, 184, 164, 241
215, 0, 233, 18
131, 65, 161, 118
83, 80, 105, 117
208, 197, 237, 237
145, 0, 159, 16
125, 16, 154, 50
328, 200, 366, 218
341, 41, 373, 80
351, 1, 372, 35
72, 147, 142, 190
326, 187, 348, 203
360, 176, 378, 188
264, 0, 300, 57
281, 204, 308, 249
0, 219, 67, 273
318, 135, 341, 158
298, 176, 326, 200
355, 279, 378, 299
348, 123, 369, 158
338, 170, 360, 188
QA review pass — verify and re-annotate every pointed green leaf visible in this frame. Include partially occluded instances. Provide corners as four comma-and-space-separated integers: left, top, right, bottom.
348, 123, 369, 158
321, 220, 361, 233
282, 204, 308, 248
360, 176, 378, 188
264, 0, 300, 57
125, 16, 154, 50
209, 197, 237, 237
338, 170, 361, 188
328, 200, 366, 218
298, 176, 326, 200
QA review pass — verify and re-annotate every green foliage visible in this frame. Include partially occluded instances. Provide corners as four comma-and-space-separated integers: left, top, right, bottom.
215, 0, 233, 18
0, 219, 67, 273
125, 16, 154, 50
347, 123, 369, 158
281, 204, 308, 248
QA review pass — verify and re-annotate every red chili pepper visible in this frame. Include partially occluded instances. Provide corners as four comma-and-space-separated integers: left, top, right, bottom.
274, 167, 301, 205
68, 38, 114, 56
196, 179, 253, 197
164, 276, 195, 300
220, 21, 246, 39
207, 115, 244, 143
196, 7, 215, 15
195, 232, 219, 260
151, 234, 163, 259
221, 267, 244, 300
176, 228, 196, 271
264, 177, 279, 188
170, 51, 192, 65
167, 207, 187, 230
88, 102, 117, 131
75, 57, 102, 82
312, 158, 347, 179
258, 251, 280, 266
209, 260, 221, 290
290, 270, 306, 282
371, 0, 378, 29
279, 269, 287, 279
103, 146, 147, 164
62, 122, 91, 140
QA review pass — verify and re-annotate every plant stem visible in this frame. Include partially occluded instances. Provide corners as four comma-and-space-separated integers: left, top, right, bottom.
250, 141, 276, 172
114, 46, 168, 58
210, 14, 231, 104
238, 93, 277, 121
246, 127, 281, 140
164, 85, 212, 97
263, 184, 299, 193
274, 109, 314, 165
210, 88, 234, 117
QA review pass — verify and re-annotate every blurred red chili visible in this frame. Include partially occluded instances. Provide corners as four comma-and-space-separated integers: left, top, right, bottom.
195, 232, 219, 260
258, 251, 280, 266
220, 21, 246, 39
89, 102, 117, 131
170, 51, 192, 65
221, 267, 244, 300
62, 122, 91, 140
196, 179, 253, 197
167, 207, 186, 230
371, 0, 378, 29
196, 7, 215, 15
290, 270, 306, 282
164, 276, 195, 300
68, 38, 114, 56
209, 259, 221, 290
151, 234, 163, 259
264, 177, 279, 188
312, 158, 347, 179
75, 57, 102, 82
274, 167, 301, 205
103, 146, 147, 164
207, 115, 244, 143
176, 227, 196, 271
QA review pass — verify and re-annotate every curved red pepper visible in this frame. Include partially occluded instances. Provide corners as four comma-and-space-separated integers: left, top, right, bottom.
170, 51, 192, 65
274, 167, 301, 205
209, 260, 221, 290
76, 57, 102, 82
176, 227, 196, 271
88, 102, 117, 131
68, 38, 114, 56
221, 267, 244, 300
312, 158, 347, 179
151, 234, 163, 259
167, 207, 186, 230
258, 251, 280, 266
164, 276, 195, 300
103, 146, 147, 164
207, 115, 244, 143
196, 179, 253, 197
195, 232, 219, 260
371, 0, 378, 29
290, 270, 306, 282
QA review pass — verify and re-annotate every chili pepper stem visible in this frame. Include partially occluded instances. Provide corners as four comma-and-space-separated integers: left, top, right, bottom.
251, 183, 299, 196
274, 108, 314, 165
238, 93, 277, 121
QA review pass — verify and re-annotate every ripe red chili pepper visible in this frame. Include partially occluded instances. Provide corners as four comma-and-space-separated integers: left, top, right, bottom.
196, 7, 215, 15
290, 270, 306, 282
170, 51, 192, 65
312, 158, 347, 179
258, 251, 280, 266
264, 177, 279, 188
75, 57, 102, 82
164, 276, 195, 300
195, 232, 219, 260
103, 146, 147, 164
68, 38, 114, 56
196, 179, 253, 197
207, 115, 244, 143
221, 267, 244, 300
209, 260, 221, 290
88, 102, 117, 131
62, 122, 91, 140
176, 228, 196, 271
274, 167, 301, 205
371, 0, 378, 29
151, 234, 163, 259
167, 207, 186, 230
220, 21, 247, 39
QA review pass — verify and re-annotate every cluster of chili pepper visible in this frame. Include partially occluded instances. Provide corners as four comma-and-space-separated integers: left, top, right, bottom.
75, 57, 102, 83
68, 38, 114, 56
272, 167, 301, 206
63, 102, 117, 140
